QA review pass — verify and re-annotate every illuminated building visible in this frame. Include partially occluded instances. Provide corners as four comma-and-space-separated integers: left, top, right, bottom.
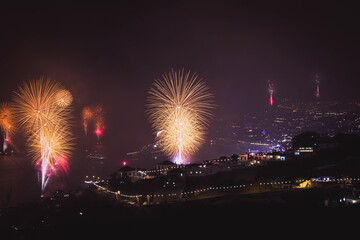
112, 165, 147, 183
238, 154, 248, 161
296, 146, 314, 153
156, 160, 177, 171
265, 152, 286, 161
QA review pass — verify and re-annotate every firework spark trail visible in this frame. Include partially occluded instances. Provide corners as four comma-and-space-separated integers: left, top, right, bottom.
82, 105, 105, 141
82, 106, 93, 136
13, 77, 74, 192
94, 104, 104, 141
40, 129, 50, 190
147, 69, 214, 164
268, 80, 274, 106
315, 74, 320, 98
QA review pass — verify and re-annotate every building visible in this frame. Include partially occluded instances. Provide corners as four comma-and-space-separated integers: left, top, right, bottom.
265, 152, 286, 161
294, 146, 314, 156
113, 165, 147, 182
156, 160, 177, 171
238, 154, 248, 161
184, 163, 208, 177
254, 152, 266, 160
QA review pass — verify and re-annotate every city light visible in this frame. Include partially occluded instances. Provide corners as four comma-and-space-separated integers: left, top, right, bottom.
85, 177, 360, 200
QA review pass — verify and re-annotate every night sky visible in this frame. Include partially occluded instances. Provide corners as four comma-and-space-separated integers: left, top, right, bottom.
1, 1, 360, 171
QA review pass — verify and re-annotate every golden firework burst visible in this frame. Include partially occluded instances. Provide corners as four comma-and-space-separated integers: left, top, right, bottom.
13, 77, 74, 191
0, 102, 15, 135
56, 89, 73, 107
146, 69, 215, 164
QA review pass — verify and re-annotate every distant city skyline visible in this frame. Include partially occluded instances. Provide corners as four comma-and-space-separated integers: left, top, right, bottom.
212, 99, 357, 155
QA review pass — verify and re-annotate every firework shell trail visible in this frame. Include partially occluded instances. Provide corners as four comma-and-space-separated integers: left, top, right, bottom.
268, 80, 274, 106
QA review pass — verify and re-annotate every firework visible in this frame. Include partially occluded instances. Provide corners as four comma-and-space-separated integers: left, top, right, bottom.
0, 102, 15, 152
146, 69, 214, 164
28, 121, 73, 188
82, 106, 93, 135
315, 74, 320, 98
56, 89, 73, 107
94, 104, 104, 141
13, 77, 74, 192
82, 105, 105, 141
268, 80, 274, 106
13, 78, 64, 131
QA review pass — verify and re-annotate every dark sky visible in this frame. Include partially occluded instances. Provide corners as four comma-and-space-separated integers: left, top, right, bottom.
1, 1, 360, 169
